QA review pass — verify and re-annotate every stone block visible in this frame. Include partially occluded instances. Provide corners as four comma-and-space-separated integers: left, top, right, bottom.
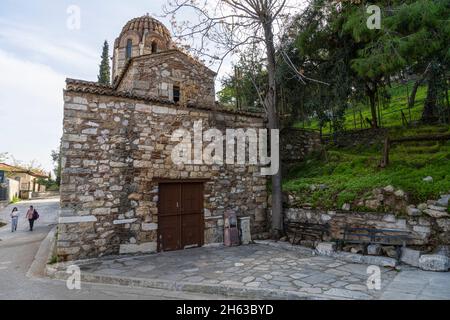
64, 134, 87, 143
65, 103, 87, 111
58, 216, 97, 224
417, 203, 428, 211
382, 246, 398, 259
315, 242, 336, 256
238, 217, 252, 245
142, 223, 158, 231
427, 205, 446, 212
419, 254, 449, 272
367, 244, 382, 256
113, 219, 137, 225
413, 225, 431, 234
119, 242, 157, 254
436, 195, 450, 208
400, 247, 422, 267
424, 209, 449, 218
407, 206, 421, 217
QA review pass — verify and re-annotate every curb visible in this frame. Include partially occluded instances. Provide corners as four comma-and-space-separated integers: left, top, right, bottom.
27, 226, 57, 278
49, 270, 343, 300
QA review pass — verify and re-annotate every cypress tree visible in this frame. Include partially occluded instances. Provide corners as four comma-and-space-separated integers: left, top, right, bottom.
98, 40, 111, 85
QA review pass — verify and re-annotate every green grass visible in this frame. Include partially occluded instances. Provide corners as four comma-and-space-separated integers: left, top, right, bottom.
48, 255, 58, 265
284, 124, 450, 210
295, 83, 429, 132
10, 195, 20, 204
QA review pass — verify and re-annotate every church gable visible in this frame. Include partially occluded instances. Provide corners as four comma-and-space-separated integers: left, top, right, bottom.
116, 50, 216, 107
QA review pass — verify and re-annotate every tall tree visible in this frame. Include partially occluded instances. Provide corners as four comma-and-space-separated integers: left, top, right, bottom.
0, 152, 8, 163
164, 0, 294, 238
344, 0, 450, 124
51, 148, 62, 186
98, 40, 111, 85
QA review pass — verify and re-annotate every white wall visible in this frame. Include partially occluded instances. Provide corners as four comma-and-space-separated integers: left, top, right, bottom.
7, 178, 19, 202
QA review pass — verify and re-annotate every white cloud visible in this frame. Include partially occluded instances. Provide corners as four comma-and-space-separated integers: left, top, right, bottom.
0, 18, 98, 78
0, 49, 65, 172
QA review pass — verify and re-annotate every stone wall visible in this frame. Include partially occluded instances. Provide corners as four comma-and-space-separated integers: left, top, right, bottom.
284, 207, 450, 247
280, 128, 322, 163
323, 128, 387, 148
117, 51, 216, 107
58, 91, 268, 261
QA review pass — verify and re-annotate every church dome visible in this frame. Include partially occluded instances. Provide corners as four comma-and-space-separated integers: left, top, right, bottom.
112, 15, 174, 80
118, 15, 172, 45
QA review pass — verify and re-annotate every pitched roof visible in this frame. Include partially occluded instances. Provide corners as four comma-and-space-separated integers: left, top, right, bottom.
65, 79, 265, 118
0, 163, 48, 178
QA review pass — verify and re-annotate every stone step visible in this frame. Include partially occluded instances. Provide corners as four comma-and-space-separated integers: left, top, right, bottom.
48, 269, 344, 300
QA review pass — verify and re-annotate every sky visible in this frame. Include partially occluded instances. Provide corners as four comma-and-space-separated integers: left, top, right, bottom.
0, 0, 201, 174
0, 0, 303, 174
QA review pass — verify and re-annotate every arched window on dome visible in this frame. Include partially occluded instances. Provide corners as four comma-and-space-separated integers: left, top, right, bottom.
151, 41, 158, 53
126, 39, 132, 59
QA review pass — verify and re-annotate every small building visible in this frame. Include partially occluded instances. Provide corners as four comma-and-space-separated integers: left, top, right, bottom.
0, 163, 48, 201
57, 15, 268, 261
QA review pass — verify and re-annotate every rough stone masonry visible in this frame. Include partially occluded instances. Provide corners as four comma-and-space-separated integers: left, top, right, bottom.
57, 15, 268, 261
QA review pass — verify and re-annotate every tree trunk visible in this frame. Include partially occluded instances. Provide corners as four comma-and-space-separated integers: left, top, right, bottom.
408, 68, 430, 109
263, 20, 283, 239
422, 66, 439, 124
367, 83, 379, 128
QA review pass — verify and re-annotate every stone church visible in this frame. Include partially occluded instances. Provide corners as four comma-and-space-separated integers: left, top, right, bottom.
57, 15, 268, 261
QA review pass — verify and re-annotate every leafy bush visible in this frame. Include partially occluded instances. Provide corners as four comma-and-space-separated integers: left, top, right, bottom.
10, 195, 20, 204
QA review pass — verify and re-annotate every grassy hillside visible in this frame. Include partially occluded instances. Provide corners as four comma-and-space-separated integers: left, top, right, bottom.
295, 83, 429, 132
284, 125, 450, 210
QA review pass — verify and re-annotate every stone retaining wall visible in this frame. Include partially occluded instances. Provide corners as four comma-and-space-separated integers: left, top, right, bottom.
280, 128, 322, 176
284, 207, 450, 246
323, 128, 387, 148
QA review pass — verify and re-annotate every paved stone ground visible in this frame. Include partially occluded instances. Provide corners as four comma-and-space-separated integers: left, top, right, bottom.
73, 244, 403, 300
381, 267, 450, 300
0, 199, 233, 300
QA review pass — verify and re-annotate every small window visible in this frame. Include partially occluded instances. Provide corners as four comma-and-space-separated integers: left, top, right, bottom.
126, 39, 132, 59
173, 85, 180, 103
151, 41, 158, 53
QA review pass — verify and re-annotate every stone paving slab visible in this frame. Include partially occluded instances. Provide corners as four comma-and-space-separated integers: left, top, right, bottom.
380, 268, 450, 300
48, 243, 402, 300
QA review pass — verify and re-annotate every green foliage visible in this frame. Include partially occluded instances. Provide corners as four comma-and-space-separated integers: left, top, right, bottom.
51, 147, 61, 187
0, 152, 8, 162
48, 255, 58, 265
218, 53, 267, 112
284, 125, 450, 209
298, 83, 433, 132
98, 40, 111, 85
10, 195, 20, 204
37, 177, 59, 191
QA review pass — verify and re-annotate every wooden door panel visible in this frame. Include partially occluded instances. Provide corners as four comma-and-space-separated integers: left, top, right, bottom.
159, 215, 180, 251
181, 183, 203, 214
159, 183, 180, 216
181, 214, 202, 248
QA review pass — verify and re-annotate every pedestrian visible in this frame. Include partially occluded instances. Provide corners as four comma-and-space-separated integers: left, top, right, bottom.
26, 205, 37, 231
10, 207, 19, 232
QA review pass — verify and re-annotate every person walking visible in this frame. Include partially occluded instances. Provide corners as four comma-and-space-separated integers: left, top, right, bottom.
10, 207, 19, 232
26, 206, 37, 231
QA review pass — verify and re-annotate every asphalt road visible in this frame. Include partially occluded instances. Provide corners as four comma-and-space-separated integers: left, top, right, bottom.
0, 198, 230, 300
